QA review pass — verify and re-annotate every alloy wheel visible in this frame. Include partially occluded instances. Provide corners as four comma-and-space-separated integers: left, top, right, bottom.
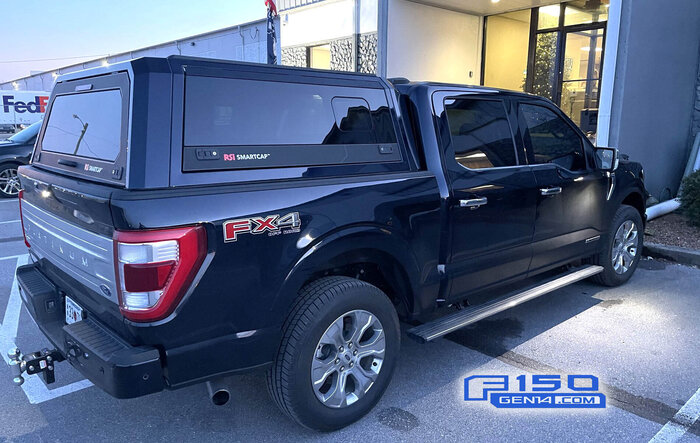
612, 220, 638, 274
0, 168, 20, 197
311, 309, 385, 408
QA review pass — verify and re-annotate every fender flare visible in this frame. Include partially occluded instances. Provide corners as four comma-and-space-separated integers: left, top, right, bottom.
271, 224, 424, 322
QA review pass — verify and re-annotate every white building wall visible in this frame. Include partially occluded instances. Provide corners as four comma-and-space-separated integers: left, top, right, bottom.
280, 0, 378, 47
0, 19, 268, 91
386, 0, 482, 84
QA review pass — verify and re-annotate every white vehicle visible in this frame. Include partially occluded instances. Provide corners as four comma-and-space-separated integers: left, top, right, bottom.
0, 90, 50, 131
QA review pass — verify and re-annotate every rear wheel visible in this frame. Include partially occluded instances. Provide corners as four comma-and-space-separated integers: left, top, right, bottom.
267, 277, 400, 431
590, 205, 643, 286
0, 165, 21, 198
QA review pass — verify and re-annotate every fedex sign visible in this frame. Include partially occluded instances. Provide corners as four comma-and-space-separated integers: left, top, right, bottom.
2, 94, 49, 114
1, 91, 50, 126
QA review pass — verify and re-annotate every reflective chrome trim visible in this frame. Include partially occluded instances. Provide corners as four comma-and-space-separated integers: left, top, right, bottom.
21, 200, 118, 303
460, 197, 488, 209
607, 172, 616, 200
540, 186, 562, 196
585, 235, 601, 244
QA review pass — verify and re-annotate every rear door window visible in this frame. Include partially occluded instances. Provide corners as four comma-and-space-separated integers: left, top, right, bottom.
182, 76, 401, 171
42, 90, 122, 161
444, 98, 518, 169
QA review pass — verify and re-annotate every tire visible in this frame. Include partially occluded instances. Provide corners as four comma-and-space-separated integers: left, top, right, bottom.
267, 276, 400, 431
589, 205, 644, 286
0, 164, 21, 198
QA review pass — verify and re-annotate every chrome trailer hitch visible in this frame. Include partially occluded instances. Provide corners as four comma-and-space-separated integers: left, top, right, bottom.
8, 348, 65, 386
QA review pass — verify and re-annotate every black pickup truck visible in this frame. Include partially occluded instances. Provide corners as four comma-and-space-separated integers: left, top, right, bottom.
9, 56, 647, 431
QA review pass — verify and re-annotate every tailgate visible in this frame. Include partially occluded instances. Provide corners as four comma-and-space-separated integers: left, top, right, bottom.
20, 194, 118, 304
19, 166, 120, 310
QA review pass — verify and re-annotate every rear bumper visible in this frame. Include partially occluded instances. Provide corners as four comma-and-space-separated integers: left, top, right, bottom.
16, 263, 164, 399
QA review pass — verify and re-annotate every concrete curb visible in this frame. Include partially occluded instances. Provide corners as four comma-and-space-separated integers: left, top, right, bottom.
643, 242, 700, 267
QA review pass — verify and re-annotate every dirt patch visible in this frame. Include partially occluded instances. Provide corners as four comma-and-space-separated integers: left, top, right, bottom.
645, 213, 700, 250
377, 407, 420, 431
597, 299, 623, 309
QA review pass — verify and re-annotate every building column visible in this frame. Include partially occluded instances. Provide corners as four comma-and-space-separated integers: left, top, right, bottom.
596, 0, 622, 148
377, 0, 388, 78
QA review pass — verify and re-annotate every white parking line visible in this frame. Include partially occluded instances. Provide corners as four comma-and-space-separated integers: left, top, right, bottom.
0, 199, 18, 204
0, 255, 93, 404
0, 254, 28, 261
649, 388, 700, 443
0, 220, 20, 225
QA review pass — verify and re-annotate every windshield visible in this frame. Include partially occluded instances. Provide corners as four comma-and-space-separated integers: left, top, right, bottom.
41, 90, 122, 161
7, 120, 42, 144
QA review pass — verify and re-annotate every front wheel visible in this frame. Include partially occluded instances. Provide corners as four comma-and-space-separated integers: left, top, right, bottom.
590, 205, 644, 286
267, 277, 400, 431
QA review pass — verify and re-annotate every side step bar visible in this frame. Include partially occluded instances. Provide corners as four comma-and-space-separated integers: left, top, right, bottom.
407, 265, 604, 343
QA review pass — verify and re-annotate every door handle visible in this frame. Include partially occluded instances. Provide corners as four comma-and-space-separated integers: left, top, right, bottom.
540, 187, 562, 196
460, 197, 488, 209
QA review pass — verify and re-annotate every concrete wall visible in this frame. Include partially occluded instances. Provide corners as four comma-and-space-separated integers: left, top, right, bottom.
605, 0, 700, 200
1, 19, 269, 92
386, 0, 481, 84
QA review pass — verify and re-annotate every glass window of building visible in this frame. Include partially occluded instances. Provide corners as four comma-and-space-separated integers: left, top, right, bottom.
564, 0, 609, 26
483, 9, 531, 92
537, 4, 562, 29
309, 44, 331, 70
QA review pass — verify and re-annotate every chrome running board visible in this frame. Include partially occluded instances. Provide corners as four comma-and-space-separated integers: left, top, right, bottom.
407, 265, 604, 343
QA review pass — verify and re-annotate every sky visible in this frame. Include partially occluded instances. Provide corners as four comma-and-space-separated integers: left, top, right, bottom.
0, 0, 266, 83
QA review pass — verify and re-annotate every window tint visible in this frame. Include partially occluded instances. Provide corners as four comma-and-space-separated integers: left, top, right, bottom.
184, 76, 396, 147
41, 90, 122, 162
520, 104, 586, 171
444, 98, 517, 169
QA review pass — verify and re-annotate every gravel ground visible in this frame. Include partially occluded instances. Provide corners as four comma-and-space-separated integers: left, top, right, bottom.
645, 212, 700, 250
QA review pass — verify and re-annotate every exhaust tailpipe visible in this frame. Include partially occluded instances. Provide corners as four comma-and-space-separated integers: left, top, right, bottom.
206, 379, 231, 406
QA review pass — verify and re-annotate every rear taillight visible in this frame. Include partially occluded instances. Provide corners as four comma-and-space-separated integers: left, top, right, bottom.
18, 189, 30, 248
114, 226, 207, 322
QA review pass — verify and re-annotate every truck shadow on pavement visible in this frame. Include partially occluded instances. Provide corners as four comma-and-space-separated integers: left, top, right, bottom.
12, 278, 658, 441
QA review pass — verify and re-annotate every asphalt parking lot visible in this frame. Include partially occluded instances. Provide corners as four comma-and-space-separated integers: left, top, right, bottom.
0, 197, 698, 442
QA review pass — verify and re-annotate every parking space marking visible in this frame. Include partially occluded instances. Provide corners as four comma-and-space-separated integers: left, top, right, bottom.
649, 388, 700, 443
0, 254, 28, 261
0, 255, 93, 404
0, 200, 18, 204
0, 220, 20, 225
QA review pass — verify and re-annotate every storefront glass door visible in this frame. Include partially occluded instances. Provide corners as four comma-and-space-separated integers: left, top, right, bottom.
560, 28, 604, 136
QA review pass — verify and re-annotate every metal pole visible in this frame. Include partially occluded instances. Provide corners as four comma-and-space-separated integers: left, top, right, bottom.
266, 0, 278, 65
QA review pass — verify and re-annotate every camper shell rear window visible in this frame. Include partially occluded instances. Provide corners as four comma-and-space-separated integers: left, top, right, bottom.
36, 72, 130, 185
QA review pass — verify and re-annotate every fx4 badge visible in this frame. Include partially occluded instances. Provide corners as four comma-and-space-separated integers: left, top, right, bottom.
223, 212, 301, 242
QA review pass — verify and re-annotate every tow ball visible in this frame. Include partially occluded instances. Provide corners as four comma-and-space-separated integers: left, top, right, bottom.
8, 348, 65, 386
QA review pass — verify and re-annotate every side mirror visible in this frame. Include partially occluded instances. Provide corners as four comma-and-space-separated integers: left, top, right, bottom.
595, 147, 619, 172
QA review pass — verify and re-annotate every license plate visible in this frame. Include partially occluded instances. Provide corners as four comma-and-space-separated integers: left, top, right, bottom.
65, 296, 84, 325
